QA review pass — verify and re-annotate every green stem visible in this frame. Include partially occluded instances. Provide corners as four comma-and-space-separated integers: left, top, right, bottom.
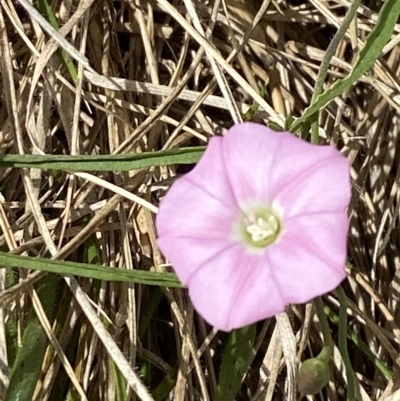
315, 297, 333, 349
324, 304, 392, 380
337, 286, 356, 401
312, 0, 362, 102
310, 0, 362, 144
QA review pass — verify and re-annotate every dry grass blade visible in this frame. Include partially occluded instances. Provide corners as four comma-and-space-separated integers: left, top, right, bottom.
70, 172, 158, 213
182, 0, 242, 123
257, 324, 282, 401
276, 313, 297, 400
14, 0, 91, 69
156, 0, 284, 125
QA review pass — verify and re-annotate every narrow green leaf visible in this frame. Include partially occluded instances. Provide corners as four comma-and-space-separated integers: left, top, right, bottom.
36, 0, 78, 82
215, 325, 256, 401
5, 267, 18, 369
110, 359, 128, 401
6, 274, 58, 401
0, 252, 182, 287
324, 304, 392, 380
309, 0, 363, 144
152, 366, 178, 401
85, 234, 100, 265
0, 147, 204, 172
337, 286, 356, 401
243, 85, 266, 121
6, 321, 48, 401
291, 0, 400, 132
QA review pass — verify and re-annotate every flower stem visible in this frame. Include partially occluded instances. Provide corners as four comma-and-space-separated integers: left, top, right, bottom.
315, 297, 333, 350
310, 0, 363, 144
311, 0, 363, 102
337, 285, 356, 401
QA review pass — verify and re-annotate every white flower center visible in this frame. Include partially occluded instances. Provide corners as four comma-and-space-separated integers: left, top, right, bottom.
246, 215, 279, 242
237, 207, 282, 249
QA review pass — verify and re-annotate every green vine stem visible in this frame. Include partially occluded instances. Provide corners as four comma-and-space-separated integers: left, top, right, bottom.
315, 297, 333, 350
310, 0, 363, 144
337, 286, 356, 401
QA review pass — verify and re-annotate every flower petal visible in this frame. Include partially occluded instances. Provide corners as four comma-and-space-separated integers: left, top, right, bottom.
156, 137, 239, 240
188, 246, 285, 331
222, 123, 283, 205
157, 236, 234, 284
227, 257, 286, 329
222, 123, 350, 215
183, 135, 236, 205
269, 213, 348, 304
272, 148, 351, 218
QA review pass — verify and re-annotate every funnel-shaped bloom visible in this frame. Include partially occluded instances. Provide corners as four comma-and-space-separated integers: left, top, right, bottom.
156, 123, 351, 331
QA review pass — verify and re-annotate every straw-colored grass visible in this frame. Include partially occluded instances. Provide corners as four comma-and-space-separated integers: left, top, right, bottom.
0, 0, 400, 400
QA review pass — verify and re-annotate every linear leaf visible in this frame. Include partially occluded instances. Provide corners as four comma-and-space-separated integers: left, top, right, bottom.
215, 325, 256, 401
0, 252, 182, 287
6, 274, 58, 401
291, 0, 400, 132
0, 147, 204, 172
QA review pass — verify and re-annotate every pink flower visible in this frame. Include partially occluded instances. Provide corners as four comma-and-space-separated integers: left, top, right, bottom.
156, 122, 351, 331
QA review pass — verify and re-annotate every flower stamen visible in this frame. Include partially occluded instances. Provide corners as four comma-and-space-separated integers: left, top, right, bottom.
239, 208, 281, 249
246, 215, 279, 242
